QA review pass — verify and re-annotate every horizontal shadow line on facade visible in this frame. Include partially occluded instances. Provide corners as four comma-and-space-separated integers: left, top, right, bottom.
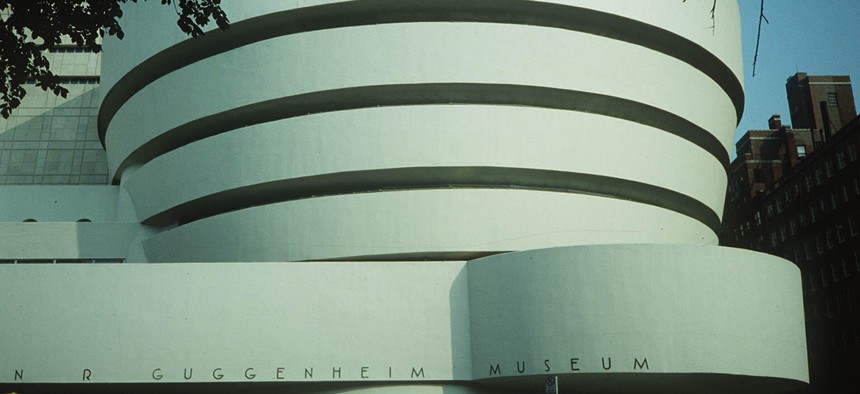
98, 0, 743, 145
143, 166, 722, 234
111, 83, 730, 183
302, 251, 501, 262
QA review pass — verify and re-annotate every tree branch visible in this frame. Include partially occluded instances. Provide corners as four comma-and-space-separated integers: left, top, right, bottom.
0, 0, 229, 118
751, 0, 768, 77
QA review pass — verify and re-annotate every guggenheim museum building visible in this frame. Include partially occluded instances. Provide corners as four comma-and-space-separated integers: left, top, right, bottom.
1, 1, 808, 393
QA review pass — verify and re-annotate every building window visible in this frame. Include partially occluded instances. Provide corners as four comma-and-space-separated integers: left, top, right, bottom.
779, 226, 787, 242
849, 215, 859, 236
797, 145, 807, 158
47, 46, 95, 53
837, 151, 847, 169
770, 231, 779, 248
832, 262, 842, 282
843, 257, 852, 278
837, 223, 846, 243
825, 161, 834, 178
828, 92, 838, 107
24, 77, 100, 85
789, 219, 798, 236
816, 235, 825, 254
849, 144, 858, 162
805, 175, 814, 191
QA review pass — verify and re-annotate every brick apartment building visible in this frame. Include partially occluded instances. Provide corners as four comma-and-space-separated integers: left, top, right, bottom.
722, 73, 860, 393
787, 73, 857, 135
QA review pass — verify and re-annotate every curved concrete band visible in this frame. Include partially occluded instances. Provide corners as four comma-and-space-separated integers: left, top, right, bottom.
99, 0, 743, 147
468, 245, 808, 392
140, 189, 718, 263
0, 245, 807, 393
122, 106, 726, 227
105, 22, 736, 178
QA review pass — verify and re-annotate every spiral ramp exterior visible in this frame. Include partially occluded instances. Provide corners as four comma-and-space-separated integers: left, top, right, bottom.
0, 1, 808, 393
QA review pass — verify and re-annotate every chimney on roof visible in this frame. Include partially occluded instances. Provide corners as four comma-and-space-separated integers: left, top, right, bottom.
768, 114, 782, 129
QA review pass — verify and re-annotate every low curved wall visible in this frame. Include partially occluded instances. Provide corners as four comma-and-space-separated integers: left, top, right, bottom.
0, 245, 806, 393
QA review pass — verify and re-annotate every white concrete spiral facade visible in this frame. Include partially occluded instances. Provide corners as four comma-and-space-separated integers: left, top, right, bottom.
101, 0, 743, 262
0, 1, 809, 393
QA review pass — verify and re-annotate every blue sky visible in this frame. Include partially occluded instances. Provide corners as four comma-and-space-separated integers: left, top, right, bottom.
736, 0, 860, 144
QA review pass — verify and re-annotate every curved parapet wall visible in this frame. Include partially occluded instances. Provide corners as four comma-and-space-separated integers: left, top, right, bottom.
99, 0, 744, 93
141, 190, 717, 262
467, 245, 808, 392
99, 0, 742, 262
0, 245, 807, 393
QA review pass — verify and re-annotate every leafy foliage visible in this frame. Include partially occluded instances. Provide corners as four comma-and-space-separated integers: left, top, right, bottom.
0, 0, 229, 118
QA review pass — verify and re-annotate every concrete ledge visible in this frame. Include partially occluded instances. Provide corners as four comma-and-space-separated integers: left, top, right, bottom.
0, 222, 139, 260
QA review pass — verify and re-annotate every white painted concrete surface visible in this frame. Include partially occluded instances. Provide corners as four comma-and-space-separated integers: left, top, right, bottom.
1, 1, 807, 393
